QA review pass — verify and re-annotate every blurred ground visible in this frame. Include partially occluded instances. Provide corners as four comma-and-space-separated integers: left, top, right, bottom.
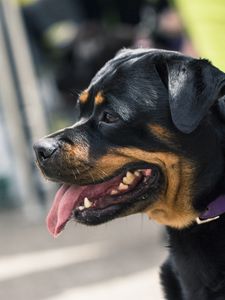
0, 209, 167, 300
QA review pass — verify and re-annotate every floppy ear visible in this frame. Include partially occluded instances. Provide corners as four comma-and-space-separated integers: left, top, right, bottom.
216, 96, 225, 122
157, 57, 225, 133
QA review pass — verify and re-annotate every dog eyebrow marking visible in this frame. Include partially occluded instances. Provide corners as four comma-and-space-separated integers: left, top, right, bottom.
95, 91, 105, 105
149, 124, 175, 145
79, 90, 89, 104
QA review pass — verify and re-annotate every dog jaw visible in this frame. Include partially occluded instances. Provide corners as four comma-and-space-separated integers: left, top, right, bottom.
108, 148, 198, 228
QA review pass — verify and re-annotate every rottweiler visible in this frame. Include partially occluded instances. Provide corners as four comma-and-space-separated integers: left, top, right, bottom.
34, 49, 225, 300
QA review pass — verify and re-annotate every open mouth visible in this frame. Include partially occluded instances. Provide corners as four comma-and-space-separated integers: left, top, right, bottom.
46, 164, 161, 237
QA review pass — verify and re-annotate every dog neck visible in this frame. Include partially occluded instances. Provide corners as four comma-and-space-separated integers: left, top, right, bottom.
167, 213, 225, 297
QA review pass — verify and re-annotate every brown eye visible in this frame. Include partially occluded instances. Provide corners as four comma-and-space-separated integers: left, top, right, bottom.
101, 112, 119, 124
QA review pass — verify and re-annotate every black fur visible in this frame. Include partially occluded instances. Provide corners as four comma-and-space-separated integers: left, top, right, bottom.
34, 49, 225, 299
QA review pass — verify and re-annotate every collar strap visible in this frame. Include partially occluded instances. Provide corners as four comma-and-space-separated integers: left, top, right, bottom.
196, 195, 225, 225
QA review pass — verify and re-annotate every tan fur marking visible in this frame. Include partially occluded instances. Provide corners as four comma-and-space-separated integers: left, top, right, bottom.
96, 148, 197, 228
95, 91, 104, 105
79, 90, 89, 104
149, 124, 175, 145
63, 144, 89, 168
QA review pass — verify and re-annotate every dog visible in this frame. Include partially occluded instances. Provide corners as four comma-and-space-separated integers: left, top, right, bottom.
34, 48, 225, 299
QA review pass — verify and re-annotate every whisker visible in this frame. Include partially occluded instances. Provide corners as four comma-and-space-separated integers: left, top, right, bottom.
72, 170, 77, 181
88, 171, 95, 184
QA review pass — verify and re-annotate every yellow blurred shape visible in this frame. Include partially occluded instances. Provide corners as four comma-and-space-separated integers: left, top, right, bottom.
176, 0, 225, 71
17, 0, 39, 5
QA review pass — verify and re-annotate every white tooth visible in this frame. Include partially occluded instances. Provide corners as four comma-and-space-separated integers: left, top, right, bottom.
123, 171, 135, 185
110, 189, 119, 195
134, 171, 141, 177
84, 197, 92, 208
78, 206, 85, 211
122, 177, 129, 185
118, 183, 129, 191
127, 171, 135, 178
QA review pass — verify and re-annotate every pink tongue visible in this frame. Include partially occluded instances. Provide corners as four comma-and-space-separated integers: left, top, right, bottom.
46, 184, 86, 238
46, 174, 123, 238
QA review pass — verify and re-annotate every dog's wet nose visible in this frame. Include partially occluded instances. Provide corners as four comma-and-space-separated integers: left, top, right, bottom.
33, 139, 59, 163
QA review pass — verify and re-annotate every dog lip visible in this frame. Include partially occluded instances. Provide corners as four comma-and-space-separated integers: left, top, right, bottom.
46, 162, 154, 187
76, 162, 156, 186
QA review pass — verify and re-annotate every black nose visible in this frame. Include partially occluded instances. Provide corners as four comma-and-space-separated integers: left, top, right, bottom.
33, 138, 59, 163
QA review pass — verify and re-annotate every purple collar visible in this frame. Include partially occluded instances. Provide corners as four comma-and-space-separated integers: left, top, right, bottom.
196, 195, 225, 224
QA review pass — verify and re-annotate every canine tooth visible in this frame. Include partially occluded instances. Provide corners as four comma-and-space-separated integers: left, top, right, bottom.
118, 183, 129, 191
123, 171, 135, 185
84, 197, 92, 208
110, 189, 119, 195
134, 171, 141, 177
78, 206, 85, 211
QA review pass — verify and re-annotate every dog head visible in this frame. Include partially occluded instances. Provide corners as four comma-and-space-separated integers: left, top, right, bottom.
34, 49, 225, 237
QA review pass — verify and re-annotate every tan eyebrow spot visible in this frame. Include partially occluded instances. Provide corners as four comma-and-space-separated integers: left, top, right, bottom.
95, 91, 105, 105
79, 90, 89, 104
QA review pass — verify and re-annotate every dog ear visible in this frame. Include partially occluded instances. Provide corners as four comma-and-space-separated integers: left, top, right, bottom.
156, 57, 225, 133
217, 96, 225, 122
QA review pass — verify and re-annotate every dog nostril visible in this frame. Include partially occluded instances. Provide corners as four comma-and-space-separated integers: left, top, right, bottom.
39, 147, 56, 160
39, 150, 46, 160
33, 139, 58, 162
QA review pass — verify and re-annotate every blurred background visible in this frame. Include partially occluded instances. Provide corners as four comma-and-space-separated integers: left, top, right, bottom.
0, 0, 224, 299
